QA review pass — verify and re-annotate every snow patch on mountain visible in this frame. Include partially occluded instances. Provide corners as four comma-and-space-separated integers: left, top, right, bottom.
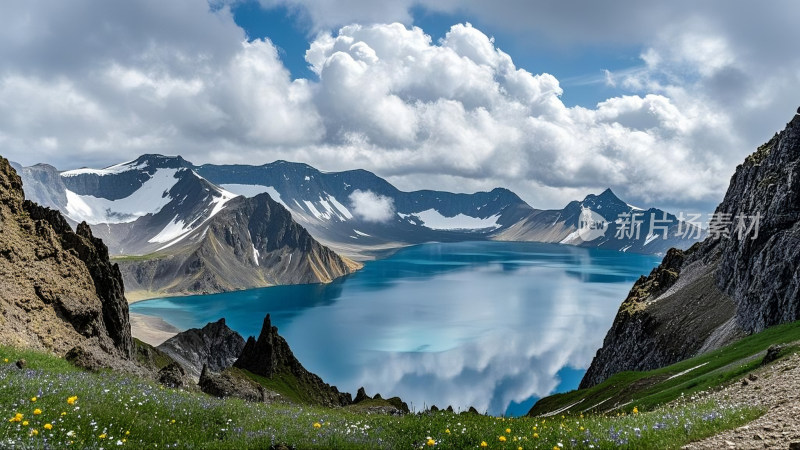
64, 168, 180, 224
207, 187, 237, 218
413, 209, 501, 231
219, 183, 270, 198
148, 216, 192, 244
61, 159, 149, 177
559, 230, 581, 244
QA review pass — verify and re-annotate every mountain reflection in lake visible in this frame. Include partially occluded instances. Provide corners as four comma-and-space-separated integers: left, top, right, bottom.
131, 241, 660, 416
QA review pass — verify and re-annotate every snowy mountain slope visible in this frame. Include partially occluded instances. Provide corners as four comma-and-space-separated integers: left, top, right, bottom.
17, 154, 701, 267
494, 189, 703, 255
16, 154, 360, 298
196, 163, 699, 257
117, 193, 361, 299
194, 161, 537, 258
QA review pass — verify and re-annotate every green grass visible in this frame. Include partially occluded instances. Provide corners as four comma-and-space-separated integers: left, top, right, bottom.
133, 338, 176, 371
235, 368, 318, 405
0, 346, 762, 449
529, 320, 800, 417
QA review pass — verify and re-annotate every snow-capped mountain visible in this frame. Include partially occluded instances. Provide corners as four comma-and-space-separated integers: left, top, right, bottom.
495, 189, 703, 255
194, 162, 701, 257
194, 161, 536, 258
16, 155, 360, 299
15, 154, 702, 298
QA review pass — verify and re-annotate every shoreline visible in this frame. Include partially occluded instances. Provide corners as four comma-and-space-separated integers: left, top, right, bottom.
129, 312, 181, 347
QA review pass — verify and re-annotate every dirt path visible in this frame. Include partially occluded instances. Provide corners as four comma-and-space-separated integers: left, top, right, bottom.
683, 352, 800, 449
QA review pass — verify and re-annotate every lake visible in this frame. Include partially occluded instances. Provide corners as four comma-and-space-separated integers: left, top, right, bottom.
130, 241, 660, 416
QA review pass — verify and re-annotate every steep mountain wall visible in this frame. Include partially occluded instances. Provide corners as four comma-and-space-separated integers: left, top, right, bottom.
117, 193, 361, 298
0, 156, 133, 362
580, 113, 800, 388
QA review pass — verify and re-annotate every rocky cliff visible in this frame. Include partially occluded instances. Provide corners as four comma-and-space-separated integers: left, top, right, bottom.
233, 314, 352, 407
0, 156, 133, 364
157, 318, 245, 379
580, 112, 800, 388
117, 192, 361, 299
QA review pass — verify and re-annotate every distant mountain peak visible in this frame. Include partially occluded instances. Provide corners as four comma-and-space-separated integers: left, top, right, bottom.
132, 154, 191, 169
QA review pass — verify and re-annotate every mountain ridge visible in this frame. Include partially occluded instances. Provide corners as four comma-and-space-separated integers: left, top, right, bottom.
579, 111, 800, 389
16, 154, 702, 298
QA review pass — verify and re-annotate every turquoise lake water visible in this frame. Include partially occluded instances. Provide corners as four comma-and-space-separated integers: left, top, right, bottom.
130, 241, 660, 416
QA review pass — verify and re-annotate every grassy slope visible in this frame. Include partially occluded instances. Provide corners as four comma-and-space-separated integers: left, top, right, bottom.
0, 346, 763, 449
529, 320, 800, 417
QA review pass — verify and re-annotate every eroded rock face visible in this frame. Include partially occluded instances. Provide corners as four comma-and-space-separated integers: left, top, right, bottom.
157, 318, 245, 379
0, 156, 133, 365
578, 113, 800, 390
233, 314, 353, 407
199, 364, 276, 403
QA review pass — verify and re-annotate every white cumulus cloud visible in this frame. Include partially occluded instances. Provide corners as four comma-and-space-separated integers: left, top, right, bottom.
349, 190, 396, 223
1, 1, 798, 214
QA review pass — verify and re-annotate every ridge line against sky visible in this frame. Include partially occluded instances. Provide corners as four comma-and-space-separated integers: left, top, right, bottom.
1, 0, 798, 214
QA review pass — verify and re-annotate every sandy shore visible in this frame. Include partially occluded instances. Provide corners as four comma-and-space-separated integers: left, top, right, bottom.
130, 313, 181, 347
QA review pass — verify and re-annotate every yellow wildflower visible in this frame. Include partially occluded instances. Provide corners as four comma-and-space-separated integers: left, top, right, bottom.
61, 412, 67, 416
30, 429, 38, 436
632, 406, 639, 414
499, 436, 507, 442
22, 421, 29, 426
44, 423, 53, 430
480, 442, 488, 448
170, 419, 176, 424
426, 438, 436, 446
10, 412, 23, 422
33, 409, 42, 415
579, 426, 584, 431
3, 358, 8, 363
30, 397, 37, 402
67, 396, 78, 405
313, 422, 322, 429
506, 428, 511, 433
125, 431, 130, 436
533, 433, 539, 438
99, 433, 107, 439
445, 429, 450, 434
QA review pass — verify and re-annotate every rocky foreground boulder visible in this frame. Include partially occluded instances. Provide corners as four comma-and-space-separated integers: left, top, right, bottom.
233, 314, 353, 407
580, 111, 800, 389
157, 318, 245, 379
0, 156, 134, 369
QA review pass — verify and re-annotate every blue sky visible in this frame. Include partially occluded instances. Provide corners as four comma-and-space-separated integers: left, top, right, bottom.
229, 1, 637, 107
1, 0, 798, 213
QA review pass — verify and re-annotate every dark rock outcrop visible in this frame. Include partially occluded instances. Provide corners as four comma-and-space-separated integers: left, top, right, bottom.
0, 156, 133, 367
157, 318, 245, 379
199, 364, 278, 403
233, 314, 352, 407
350, 387, 410, 415
354, 387, 370, 403
579, 112, 800, 389
158, 362, 187, 388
